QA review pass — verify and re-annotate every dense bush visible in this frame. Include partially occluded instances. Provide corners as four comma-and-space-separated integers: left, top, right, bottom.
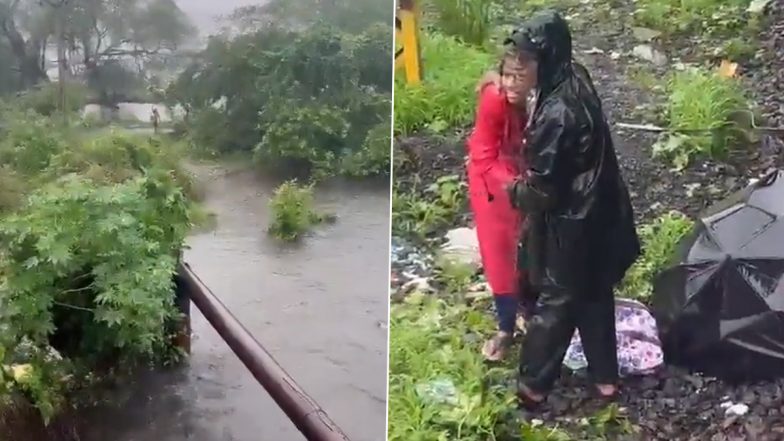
169, 20, 392, 178
0, 114, 198, 422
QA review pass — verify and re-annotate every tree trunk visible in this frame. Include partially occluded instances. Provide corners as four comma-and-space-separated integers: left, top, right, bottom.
1, 16, 48, 89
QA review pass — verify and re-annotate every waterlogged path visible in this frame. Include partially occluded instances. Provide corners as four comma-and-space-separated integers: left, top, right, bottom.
80, 163, 390, 441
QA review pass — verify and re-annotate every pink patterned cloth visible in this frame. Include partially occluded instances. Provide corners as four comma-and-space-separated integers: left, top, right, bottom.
563, 298, 664, 376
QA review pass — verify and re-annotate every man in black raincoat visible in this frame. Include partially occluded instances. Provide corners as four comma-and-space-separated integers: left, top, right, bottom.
506, 11, 641, 405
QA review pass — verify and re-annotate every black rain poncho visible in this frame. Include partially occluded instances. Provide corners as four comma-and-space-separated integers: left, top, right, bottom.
507, 11, 641, 393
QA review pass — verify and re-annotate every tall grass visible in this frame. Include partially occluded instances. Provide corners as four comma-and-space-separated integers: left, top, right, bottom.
652, 67, 750, 169
394, 33, 494, 135
429, 0, 493, 47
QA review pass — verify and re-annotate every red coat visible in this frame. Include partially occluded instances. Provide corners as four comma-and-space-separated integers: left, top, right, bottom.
466, 84, 527, 295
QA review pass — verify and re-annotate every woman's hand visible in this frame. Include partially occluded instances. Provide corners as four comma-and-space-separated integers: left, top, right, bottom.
476, 70, 502, 92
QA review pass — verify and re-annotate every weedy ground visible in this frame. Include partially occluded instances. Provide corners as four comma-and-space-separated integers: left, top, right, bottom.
390, 0, 784, 439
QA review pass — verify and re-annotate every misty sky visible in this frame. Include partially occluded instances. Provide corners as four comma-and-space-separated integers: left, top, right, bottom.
176, 0, 264, 36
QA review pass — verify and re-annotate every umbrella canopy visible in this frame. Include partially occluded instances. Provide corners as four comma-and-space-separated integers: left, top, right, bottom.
653, 169, 784, 381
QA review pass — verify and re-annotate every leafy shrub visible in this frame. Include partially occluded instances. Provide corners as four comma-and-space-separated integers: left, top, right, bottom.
341, 119, 392, 177
268, 180, 325, 241
0, 171, 191, 420
0, 167, 27, 214
618, 211, 694, 301
430, 0, 492, 47
254, 104, 348, 177
394, 33, 493, 135
0, 114, 67, 176
653, 68, 750, 170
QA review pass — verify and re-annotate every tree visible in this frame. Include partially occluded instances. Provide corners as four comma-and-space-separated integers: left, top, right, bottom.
0, 0, 49, 90
0, 0, 195, 99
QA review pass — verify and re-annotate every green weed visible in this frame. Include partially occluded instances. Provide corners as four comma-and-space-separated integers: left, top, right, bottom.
653, 67, 750, 170
0, 170, 191, 422
394, 33, 494, 135
433, 256, 475, 294
633, 0, 752, 36
618, 211, 694, 301
268, 180, 325, 241
388, 293, 515, 441
430, 0, 493, 47
392, 175, 466, 239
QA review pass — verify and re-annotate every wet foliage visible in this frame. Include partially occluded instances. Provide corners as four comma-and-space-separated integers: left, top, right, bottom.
0, 109, 198, 426
268, 180, 327, 242
167, 0, 392, 178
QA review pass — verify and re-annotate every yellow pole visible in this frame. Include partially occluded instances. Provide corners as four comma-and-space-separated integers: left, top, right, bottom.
395, 0, 422, 85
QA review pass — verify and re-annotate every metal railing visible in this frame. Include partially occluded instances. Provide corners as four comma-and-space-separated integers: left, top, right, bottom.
176, 262, 351, 441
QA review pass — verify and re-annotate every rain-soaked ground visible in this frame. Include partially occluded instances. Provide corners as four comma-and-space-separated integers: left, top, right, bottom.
78, 163, 390, 441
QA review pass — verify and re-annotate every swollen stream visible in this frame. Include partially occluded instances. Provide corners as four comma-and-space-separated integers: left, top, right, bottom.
78, 163, 390, 441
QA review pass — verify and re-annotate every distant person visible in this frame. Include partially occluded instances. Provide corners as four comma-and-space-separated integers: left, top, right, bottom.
465, 45, 538, 362
505, 11, 641, 406
151, 107, 160, 134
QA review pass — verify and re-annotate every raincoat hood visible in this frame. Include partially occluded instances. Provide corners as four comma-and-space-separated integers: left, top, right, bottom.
504, 10, 573, 96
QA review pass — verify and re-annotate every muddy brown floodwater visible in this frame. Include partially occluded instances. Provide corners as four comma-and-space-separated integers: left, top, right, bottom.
79, 163, 390, 441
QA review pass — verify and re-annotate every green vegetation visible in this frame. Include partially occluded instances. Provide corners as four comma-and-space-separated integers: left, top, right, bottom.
433, 256, 475, 294
618, 211, 694, 301
389, 293, 633, 440
653, 68, 751, 170
0, 107, 198, 423
394, 34, 493, 135
633, 0, 754, 36
388, 293, 517, 441
268, 180, 327, 242
167, 1, 392, 178
429, 0, 493, 47
392, 175, 466, 240
390, 0, 770, 438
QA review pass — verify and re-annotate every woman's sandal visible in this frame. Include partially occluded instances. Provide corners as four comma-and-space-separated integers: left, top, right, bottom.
481, 332, 513, 362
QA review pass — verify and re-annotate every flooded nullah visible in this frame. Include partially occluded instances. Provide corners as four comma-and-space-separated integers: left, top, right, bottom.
79, 164, 389, 441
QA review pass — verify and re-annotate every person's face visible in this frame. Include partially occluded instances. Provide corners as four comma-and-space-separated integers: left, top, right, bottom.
501, 55, 537, 106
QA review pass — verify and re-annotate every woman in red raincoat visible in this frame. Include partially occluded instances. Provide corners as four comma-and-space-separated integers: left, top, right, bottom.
467, 50, 537, 361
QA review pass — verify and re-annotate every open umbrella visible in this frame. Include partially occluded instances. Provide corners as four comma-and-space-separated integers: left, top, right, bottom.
653, 169, 784, 381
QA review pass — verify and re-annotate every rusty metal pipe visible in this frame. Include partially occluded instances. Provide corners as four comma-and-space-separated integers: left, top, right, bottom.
177, 262, 351, 441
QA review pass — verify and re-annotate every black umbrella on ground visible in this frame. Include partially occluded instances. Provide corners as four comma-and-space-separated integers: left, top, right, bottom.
652, 169, 784, 381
